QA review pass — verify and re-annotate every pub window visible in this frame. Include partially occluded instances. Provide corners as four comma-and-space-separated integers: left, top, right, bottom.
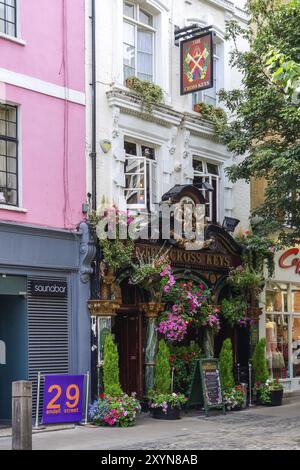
192, 41, 222, 108
0, 0, 17, 37
123, 1, 156, 83
193, 158, 219, 223
124, 140, 157, 212
0, 104, 18, 206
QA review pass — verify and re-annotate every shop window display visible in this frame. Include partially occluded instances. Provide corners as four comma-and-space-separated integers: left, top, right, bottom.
265, 282, 300, 384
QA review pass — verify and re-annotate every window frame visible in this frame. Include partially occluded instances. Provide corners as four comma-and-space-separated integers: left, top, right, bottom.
124, 139, 158, 212
123, 1, 156, 84
0, 103, 19, 207
0, 0, 17, 38
264, 282, 300, 383
192, 39, 223, 108
192, 157, 220, 223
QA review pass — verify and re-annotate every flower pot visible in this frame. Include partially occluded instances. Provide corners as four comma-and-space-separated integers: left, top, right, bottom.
152, 406, 181, 420
267, 389, 283, 406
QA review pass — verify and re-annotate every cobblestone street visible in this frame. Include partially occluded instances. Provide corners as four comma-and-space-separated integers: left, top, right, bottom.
1, 400, 300, 450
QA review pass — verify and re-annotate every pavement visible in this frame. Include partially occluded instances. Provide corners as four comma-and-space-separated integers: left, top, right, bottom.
1, 399, 300, 450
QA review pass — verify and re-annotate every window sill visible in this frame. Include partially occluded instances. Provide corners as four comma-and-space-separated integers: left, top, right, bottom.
0, 205, 28, 213
0, 33, 26, 46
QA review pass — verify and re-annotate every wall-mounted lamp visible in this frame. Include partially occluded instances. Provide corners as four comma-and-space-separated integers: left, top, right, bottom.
222, 217, 240, 232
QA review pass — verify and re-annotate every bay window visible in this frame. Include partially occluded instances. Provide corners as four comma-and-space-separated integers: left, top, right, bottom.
124, 141, 157, 212
193, 158, 219, 223
0, 0, 17, 37
123, 1, 155, 83
0, 104, 18, 206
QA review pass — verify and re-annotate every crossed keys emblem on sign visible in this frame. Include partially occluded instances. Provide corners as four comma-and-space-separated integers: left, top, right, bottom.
185, 47, 209, 82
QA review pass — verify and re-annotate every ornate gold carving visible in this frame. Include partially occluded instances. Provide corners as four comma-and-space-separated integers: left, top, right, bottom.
88, 299, 121, 317
139, 302, 164, 319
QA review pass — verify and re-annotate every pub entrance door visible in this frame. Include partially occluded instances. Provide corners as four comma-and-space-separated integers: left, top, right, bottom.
115, 310, 144, 398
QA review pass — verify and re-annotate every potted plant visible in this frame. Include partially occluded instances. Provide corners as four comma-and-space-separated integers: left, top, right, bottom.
220, 297, 252, 328
125, 76, 164, 113
228, 265, 264, 297
256, 379, 284, 407
130, 249, 172, 303
149, 340, 187, 419
252, 338, 270, 404
219, 339, 235, 391
89, 335, 141, 426
223, 385, 247, 411
89, 393, 141, 427
219, 339, 247, 411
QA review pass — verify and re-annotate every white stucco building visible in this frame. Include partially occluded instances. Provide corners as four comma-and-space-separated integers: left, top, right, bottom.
85, 0, 250, 230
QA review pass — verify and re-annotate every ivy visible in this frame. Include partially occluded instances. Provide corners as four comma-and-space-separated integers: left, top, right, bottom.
126, 76, 164, 113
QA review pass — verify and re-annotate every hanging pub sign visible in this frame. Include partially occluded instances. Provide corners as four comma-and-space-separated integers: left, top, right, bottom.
186, 359, 225, 416
180, 31, 214, 95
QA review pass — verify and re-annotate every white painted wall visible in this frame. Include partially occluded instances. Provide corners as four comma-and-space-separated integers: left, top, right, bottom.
86, 0, 250, 230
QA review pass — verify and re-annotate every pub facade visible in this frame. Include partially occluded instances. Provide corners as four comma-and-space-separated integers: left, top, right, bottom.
86, 0, 251, 398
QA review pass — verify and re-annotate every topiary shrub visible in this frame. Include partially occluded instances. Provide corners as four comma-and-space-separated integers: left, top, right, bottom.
219, 338, 235, 390
252, 337, 269, 384
103, 334, 122, 397
154, 340, 171, 394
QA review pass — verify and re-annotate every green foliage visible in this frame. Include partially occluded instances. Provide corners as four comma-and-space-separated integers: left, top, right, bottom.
169, 344, 204, 394
103, 334, 122, 397
220, 298, 248, 327
90, 209, 135, 271
228, 265, 264, 297
154, 340, 171, 394
217, 0, 300, 245
194, 103, 227, 131
219, 339, 235, 390
101, 238, 134, 272
126, 76, 164, 113
252, 338, 269, 384
235, 231, 277, 278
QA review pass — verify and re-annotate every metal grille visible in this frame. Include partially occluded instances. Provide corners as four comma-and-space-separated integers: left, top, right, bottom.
27, 276, 69, 419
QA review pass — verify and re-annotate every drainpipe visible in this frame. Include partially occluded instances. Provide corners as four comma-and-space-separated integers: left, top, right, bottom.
91, 0, 97, 211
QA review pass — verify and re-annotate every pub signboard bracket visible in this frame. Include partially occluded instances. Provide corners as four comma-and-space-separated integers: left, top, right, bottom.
174, 24, 214, 47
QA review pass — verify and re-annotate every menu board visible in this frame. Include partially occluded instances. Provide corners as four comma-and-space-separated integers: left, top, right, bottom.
201, 360, 223, 407
186, 358, 225, 416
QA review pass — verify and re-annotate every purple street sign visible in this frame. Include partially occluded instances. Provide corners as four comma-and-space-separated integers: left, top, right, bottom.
42, 374, 85, 424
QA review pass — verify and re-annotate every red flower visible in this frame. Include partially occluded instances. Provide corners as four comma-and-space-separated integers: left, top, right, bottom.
99, 393, 105, 399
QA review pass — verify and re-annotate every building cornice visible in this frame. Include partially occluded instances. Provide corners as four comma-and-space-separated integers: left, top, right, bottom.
181, 112, 219, 143
107, 87, 231, 148
107, 87, 182, 128
204, 0, 248, 23
0, 220, 81, 241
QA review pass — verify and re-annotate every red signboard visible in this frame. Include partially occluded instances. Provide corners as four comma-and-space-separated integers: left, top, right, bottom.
278, 248, 300, 275
180, 32, 213, 95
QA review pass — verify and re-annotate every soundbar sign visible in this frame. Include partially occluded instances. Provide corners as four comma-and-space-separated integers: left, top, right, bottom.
30, 280, 68, 298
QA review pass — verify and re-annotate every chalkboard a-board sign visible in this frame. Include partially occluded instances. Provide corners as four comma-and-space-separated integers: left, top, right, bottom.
186, 358, 225, 416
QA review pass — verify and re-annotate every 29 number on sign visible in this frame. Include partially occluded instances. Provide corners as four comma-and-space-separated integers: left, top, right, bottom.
47, 384, 80, 411
42, 375, 84, 424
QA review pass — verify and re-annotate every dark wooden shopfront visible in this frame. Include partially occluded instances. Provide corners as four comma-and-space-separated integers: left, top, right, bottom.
113, 224, 250, 398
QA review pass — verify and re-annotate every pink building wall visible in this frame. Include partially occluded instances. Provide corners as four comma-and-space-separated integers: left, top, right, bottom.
0, 0, 86, 229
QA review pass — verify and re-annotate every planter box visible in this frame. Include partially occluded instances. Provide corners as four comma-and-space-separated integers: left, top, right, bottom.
255, 388, 283, 406
152, 406, 181, 420
267, 389, 283, 407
